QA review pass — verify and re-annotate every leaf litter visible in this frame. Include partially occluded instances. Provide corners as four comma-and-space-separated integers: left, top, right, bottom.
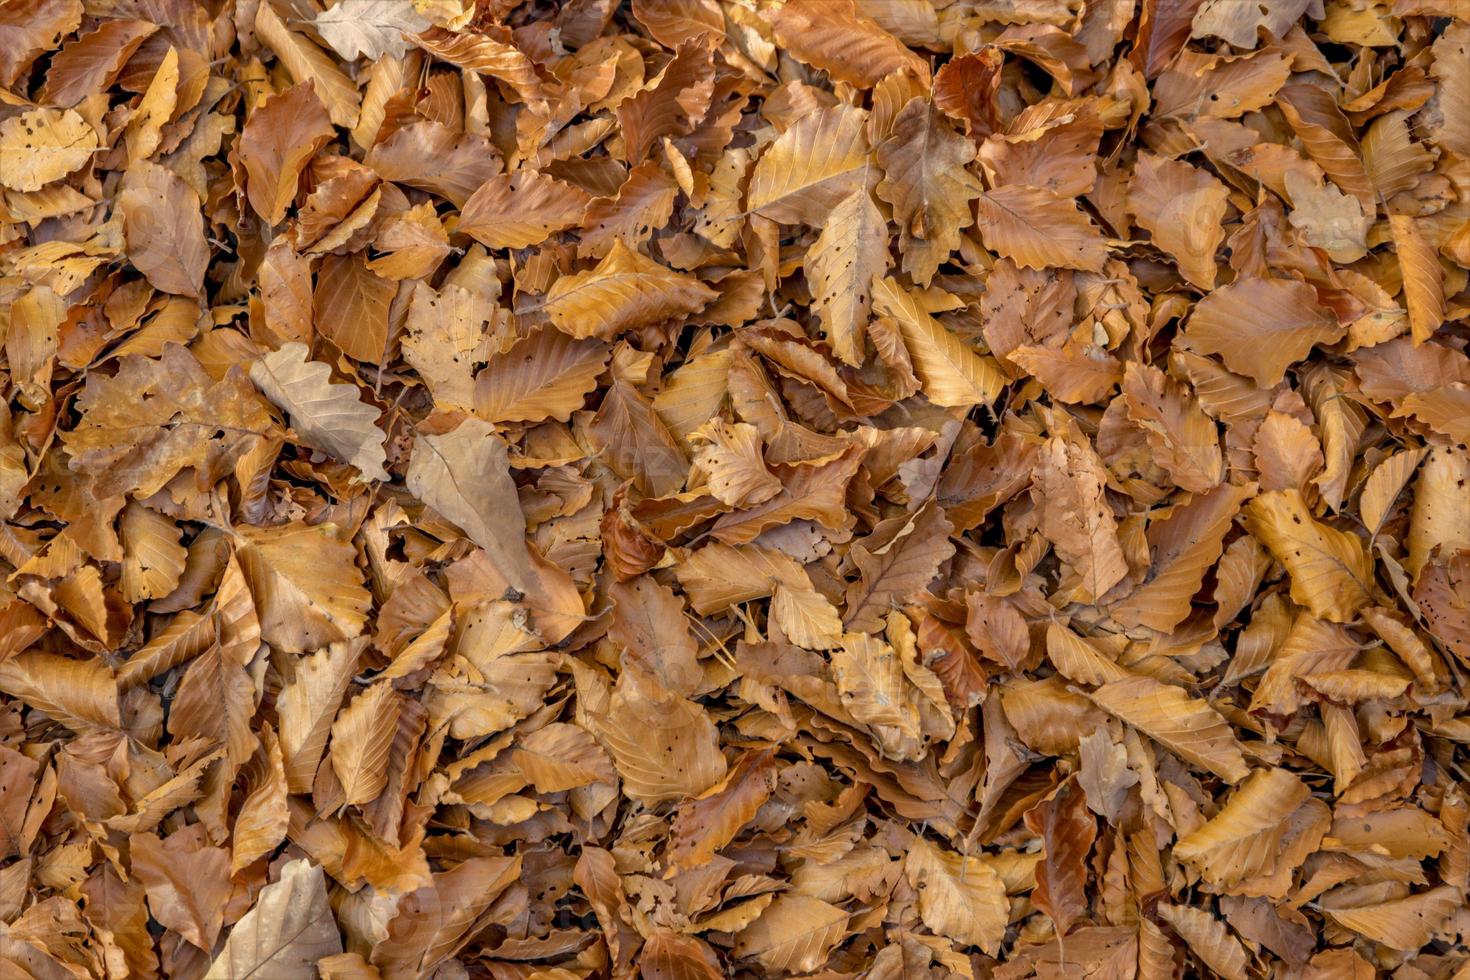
0, 0, 1468, 977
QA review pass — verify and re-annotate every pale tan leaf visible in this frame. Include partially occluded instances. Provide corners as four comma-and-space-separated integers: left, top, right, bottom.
608, 574, 703, 697
1032, 432, 1128, 603
832, 632, 921, 748
250, 343, 389, 482
1127, 152, 1229, 288
205, 859, 342, 979
1408, 447, 1470, 582
1121, 361, 1223, 493
597, 684, 727, 805
1285, 170, 1371, 264
407, 417, 535, 595
313, 0, 428, 60
770, 583, 842, 650
401, 280, 496, 414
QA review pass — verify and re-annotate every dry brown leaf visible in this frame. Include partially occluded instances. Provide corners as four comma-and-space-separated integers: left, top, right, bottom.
1024, 777, 1096, 936
876, 98, 983, 284
806, 188, 890, 366
1088, 676, 1250, 782
977, 185, 1109, 272
544, 240, 717, 339
1033, 430, 1129, 603
238, 82, 336, 226
118, 160, 208, 297
1127, 152, 1229, 288
1185, 278, 1344, 386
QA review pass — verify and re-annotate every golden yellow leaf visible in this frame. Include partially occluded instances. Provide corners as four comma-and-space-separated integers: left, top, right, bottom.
0, 107, 96, 192
904, 836, 1009, 953
872, 275, 1005, 408
746, 103, 870, 227
543, 240, 717, 339
1088, 675, 1250, 782
1246, 489, 1372, 623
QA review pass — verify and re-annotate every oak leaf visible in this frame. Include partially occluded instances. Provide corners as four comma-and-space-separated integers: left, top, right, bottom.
250, 343, 389, 482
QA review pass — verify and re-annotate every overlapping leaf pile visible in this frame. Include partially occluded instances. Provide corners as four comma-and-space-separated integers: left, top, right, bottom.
0, 0, 1468, 977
